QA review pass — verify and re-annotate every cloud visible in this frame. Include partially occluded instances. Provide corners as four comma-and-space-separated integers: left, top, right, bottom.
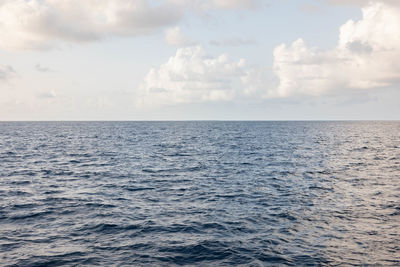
35, 64, 54, 72
170, 0, 261, 10
0, 0, 262, 51
137, 46, 249, 106
139, 1, 400, 107
271, 2, 400, 97
323, 0, 400, 7
165, 27, 196, 47
322, 0, 372, 6
37, 90, 57, 99
300, 4, 324, 14
208, 0, 260, 9
0, 65, 16, 80
209, 38, 256, 47
0, 0, 183, 50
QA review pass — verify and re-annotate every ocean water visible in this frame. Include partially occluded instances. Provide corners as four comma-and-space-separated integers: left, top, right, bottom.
0, 121, 399, 266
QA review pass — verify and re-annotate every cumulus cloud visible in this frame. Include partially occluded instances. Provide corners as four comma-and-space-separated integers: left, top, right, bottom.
272, 2, 400, 97
165, 27, 196, 47
137, 46, 249, 106
139, 1, 400, 106
0, 0, 183, 50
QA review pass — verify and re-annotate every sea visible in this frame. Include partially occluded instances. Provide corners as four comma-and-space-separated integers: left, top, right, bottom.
0, 121, 399, 266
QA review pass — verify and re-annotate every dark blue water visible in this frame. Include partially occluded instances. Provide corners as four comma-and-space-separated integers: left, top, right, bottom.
0, 121, 399, 266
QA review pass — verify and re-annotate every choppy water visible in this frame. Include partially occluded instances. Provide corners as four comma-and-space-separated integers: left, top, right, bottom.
0, 121, 399, 266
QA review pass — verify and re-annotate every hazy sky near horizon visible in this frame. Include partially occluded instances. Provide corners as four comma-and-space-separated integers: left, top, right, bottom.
1, 0, 399, 120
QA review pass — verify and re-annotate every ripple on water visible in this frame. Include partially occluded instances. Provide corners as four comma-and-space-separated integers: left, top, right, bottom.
0, 121, 399, 266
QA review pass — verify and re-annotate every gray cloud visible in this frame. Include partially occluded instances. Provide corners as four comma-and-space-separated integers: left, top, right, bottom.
0, 65, 15, 80
0, 0, 262, 51
300, 4, 324, 14
322, 0, 400, 7
171, 0, 261, 10
37, 90, 57, 99
346, 41, 373, 54
35, 64, 54, 73
0, 0, 183, 50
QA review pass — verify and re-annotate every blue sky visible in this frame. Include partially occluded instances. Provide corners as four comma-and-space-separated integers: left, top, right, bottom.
0, 0, 399, 120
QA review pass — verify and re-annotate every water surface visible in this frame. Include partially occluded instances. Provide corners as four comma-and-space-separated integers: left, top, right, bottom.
0, 121, 399, 266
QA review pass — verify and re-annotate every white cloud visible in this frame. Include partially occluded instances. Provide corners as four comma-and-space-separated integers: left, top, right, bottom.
165, 27, 196, 47
272, 2, 400, 97
0, 0, 182, 50
140, 1, 400, 106
137, 46, 249, 106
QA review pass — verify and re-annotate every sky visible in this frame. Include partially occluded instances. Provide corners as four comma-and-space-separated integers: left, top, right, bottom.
0, 0, 399, 120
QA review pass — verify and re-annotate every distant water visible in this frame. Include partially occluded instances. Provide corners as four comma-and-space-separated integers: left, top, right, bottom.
0, 121, 399, 266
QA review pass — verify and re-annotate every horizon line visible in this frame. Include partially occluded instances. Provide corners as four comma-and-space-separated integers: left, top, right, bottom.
1, 119, 399, 122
